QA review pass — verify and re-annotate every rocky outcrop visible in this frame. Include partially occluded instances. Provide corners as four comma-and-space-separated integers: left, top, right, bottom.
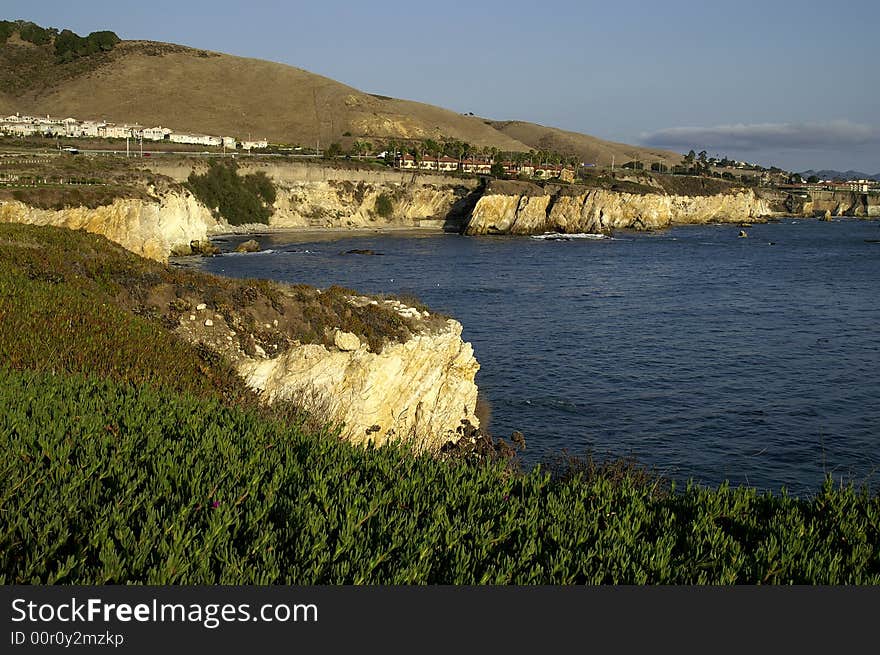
0, 189, 223, 261
270, 179, 480, 230
148, 160, 482, 231
801, 191, 880, 218
173, 293, 480, 452
465, 183, 778, 235
237, 319, 480, 451
235, 238, 261, 253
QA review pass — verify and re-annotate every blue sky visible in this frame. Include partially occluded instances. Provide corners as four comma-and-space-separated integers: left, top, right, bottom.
5, 0, 879, 172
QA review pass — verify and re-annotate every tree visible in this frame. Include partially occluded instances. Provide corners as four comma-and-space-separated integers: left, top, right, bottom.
423, 139, 441, 160
54, 28, 120, 61
17, 21, 55, 46
683, 150, 696, 171
490, 161, 506, 179
807, 175, 820, 184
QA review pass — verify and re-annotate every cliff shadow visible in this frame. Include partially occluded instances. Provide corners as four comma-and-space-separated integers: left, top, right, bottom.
444, 179, 487, 233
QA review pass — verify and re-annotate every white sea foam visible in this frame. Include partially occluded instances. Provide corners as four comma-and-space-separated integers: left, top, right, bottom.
223, 248, 277, 256
530, 233, 611, 241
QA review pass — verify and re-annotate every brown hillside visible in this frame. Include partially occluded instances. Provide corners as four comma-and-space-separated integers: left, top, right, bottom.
488, 120, 683, 168
0, 38, 530, 150
1, 27, 684, 162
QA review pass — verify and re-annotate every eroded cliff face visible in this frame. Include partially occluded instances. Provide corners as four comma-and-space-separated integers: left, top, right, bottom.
465, 186, 777, 235
0, 190, 222, 261
801, 191, 880, 218
173, 293, 480, 452
236, 320, 480, 451
270, 179, 479, 229
148, 161, 482, 231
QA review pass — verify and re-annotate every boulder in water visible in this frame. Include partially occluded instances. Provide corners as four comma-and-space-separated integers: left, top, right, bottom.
235, 239, 261, 253
190, 239, 220, 256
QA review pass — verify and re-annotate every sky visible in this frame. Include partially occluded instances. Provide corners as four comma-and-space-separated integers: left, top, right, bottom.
5, 0, 879, 172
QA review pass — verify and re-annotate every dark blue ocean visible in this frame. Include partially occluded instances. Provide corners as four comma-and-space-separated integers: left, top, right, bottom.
196, 218, 880, 496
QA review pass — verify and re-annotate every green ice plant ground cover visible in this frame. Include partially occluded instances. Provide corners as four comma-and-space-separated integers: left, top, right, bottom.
2, 369, 878, 585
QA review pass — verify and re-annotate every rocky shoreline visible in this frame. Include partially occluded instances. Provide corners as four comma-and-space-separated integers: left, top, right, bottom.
4, 158, 877, 262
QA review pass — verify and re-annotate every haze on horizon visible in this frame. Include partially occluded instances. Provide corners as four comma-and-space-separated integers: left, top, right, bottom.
5, 0, 878, 173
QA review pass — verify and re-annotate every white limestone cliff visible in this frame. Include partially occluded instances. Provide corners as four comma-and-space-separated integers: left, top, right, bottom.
466, 187, 776, 235
0, 189, 222, 262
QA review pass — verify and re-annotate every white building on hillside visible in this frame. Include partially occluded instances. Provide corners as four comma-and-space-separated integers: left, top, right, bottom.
79, 121, 105, 138
102, 124, 134, 139
141, 127, 171, 141
169, 132, 223, 147
240, 139, 268, 150
241, 139, 269, 150
4, 123, 41, 136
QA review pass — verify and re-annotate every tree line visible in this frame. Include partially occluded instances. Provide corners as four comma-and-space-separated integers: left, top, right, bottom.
0, 20, 120, 62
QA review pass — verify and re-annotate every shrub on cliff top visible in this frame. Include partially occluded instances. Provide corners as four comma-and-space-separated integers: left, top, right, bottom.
185, 160, 275, 226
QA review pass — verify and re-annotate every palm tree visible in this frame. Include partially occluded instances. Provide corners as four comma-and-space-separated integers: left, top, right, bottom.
410, 142, 423, 167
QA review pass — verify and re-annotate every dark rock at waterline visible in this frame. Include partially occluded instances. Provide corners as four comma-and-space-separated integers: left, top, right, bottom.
190, 239, 220, 256
342, 249, 384, 256
235, 239, 261, 253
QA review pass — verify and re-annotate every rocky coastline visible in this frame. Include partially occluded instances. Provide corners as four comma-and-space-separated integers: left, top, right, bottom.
2, 161, 876, 262
1, 163, 876, 453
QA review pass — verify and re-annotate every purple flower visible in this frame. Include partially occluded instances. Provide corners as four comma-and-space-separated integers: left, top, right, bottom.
211, 500, 220, 509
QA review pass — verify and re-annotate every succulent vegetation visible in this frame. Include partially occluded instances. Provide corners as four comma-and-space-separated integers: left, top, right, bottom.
1, 222, 878, 585
0, 224, 254, 401
2, 369, 878, 584
0, 224, 422, 369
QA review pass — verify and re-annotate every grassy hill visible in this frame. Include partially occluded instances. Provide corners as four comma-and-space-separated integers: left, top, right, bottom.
0, 20, 684, 164
489, 120, 683, 168
0, 30, 530, 150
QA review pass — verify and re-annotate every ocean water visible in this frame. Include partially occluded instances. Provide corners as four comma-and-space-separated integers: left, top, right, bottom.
195, 218, 880, 496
